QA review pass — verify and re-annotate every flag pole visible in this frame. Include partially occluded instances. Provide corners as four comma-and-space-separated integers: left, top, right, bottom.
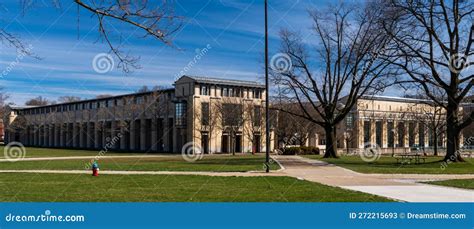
264, 0, 270, 173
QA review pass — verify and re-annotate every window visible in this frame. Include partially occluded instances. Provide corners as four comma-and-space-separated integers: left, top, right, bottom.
136, 96, 144, 104
222, 87, 228, 97
200, 85, 209, 96
107, 100, 114, 108
253, 106, 261, 127
363, 121, 371, 143
387, 122, 394, 147
175, 102, 187, 126
201, 102, 209, 125
398, 122, 405, 147
346, 114, 354, 129
255, 89, 261, 99
222, 104, 243, 126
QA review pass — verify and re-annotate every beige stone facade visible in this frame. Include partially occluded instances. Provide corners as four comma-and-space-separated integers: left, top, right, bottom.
4, 76, 271, 154
298, 96, 464, 154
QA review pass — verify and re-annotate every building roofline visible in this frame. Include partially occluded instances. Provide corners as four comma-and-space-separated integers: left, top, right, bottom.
180, 75, 265, 88
359, 95, 436, 104
10, 88, 175, 111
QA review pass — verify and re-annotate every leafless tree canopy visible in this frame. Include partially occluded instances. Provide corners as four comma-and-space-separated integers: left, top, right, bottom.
25, 96, 50, 106
57, 96, 82, 103
382, 0, 473, 161
272, 1, 396, 158
3, 0, 183, 72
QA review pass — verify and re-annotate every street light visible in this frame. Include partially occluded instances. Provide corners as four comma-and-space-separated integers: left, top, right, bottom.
264, 0, 270, 173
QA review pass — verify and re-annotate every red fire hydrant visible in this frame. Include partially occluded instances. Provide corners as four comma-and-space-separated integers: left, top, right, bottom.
92, 161, 99, 176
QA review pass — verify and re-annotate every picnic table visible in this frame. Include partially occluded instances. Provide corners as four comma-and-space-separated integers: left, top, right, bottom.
394, 153, 427, 164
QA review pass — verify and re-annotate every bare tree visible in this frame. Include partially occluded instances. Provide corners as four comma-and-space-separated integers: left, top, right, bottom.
58, 96, 82, 103
0, 88, 10, 119
403, 90, 447, 156
25, 96, 49, 106
382, 0, 473, 162
4, 0, 183, 72
96, 94, 114, 99
272, 2, 395, 158
272, 104, 319, 150
214, 97, 244, 155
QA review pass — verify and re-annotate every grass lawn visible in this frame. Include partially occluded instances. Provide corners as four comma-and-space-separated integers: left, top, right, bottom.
303, 155, 474, 174
0, 146, 152, 158
0, 173, 392, 202
0, 155, 279, 172
425, 179, 474, 190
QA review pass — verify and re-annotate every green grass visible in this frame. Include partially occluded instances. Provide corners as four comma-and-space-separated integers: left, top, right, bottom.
0, 146, 152, 158
0, 173, 392, 202
303, 155, 474, 174
0, 155, 279, 172
425, 179, 474, 190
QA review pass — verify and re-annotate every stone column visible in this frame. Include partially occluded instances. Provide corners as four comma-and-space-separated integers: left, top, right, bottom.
79, 123, 85, 148
382, 120, 388, 148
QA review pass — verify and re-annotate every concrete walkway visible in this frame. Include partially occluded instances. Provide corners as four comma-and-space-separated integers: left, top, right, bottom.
273, 156, 474, 202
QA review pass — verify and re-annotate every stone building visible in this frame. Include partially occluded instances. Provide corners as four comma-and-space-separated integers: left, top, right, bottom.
288, 96, 463, 154
4, 76, 272, 154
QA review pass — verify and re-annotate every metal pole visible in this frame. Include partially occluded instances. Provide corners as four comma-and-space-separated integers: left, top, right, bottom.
264, 0, 270, 173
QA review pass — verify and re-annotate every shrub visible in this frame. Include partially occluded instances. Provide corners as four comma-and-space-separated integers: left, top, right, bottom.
282, 147, 301, 155
281, 146, 320, 155
300, 146, 320, 155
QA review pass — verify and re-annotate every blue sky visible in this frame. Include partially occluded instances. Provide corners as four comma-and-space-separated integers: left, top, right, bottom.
0, 0, 340, 105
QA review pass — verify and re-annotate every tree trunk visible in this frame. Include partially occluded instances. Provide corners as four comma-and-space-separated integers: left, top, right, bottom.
323, 125, 338, 158
433, 132, 438, 156
444, 103, 464, 162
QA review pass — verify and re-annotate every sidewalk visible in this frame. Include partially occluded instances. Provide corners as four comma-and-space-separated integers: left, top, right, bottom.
273, 155, 474, 202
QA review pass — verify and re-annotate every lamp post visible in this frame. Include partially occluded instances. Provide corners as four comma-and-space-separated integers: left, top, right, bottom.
264, 0, 270, 173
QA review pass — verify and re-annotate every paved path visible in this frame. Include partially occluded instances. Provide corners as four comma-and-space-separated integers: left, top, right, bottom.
273, 156, 474, 202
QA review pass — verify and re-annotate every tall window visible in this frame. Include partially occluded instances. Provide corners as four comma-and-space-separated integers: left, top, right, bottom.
201, 102, 210, 125
222, 104, 243, 126
376, 121, 382, 146
387, 122, 394, 147
175, 102, 187, 126
419, 123, 425, 147
409, 122, 416, 147
346, 114, 354, 129
398, 122, 405, 147
253, 106, 261, 127
363, 121, 371, 143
